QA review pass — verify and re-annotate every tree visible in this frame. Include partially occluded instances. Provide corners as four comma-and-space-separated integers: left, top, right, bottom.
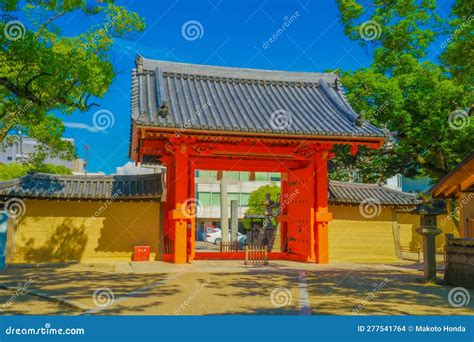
243, 183, 280, 228
334, 0, 473, 183
0, 162, 72, 181
0, 1, 145, 162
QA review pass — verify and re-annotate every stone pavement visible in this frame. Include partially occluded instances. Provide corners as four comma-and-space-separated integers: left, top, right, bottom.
0, 261, 472, 315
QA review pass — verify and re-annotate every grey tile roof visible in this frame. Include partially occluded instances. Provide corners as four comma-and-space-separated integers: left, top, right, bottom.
0, 173, 418, 207
131, 56, 385, 138
0, 173, 163, 201
329, 181, 421, 206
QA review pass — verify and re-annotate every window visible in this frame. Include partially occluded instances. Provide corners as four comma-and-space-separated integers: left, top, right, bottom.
228, 193, 240, 205
240, 193, 250, 206
240, 172, 250, 181
270, 172, 281, 181
6, 157, 12, 161
196, 170, 210, 178
226, 172, 239, 181
197, 192, 211, 206
211, 193, 221, 207
255, 172, 268, 181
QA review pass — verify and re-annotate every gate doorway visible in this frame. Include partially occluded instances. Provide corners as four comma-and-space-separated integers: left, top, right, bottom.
194, 170, 283, 259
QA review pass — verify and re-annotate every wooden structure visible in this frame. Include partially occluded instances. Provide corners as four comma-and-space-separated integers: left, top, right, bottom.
445, 238, 474, 288
430, 151, 474, 238
129, 57, 386, 263
245, 244, 269, 265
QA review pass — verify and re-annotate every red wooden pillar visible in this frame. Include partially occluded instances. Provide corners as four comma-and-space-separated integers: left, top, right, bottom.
280, 172, 289, 252
314, 154, 332, 263
167, 145, 190, 264
187, 158, 196, 262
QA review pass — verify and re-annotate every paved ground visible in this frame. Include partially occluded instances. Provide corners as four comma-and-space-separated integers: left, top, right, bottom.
0, 261, 472, 315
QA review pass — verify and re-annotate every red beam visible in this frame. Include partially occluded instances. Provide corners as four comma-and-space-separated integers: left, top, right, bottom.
193, 157, 309, 172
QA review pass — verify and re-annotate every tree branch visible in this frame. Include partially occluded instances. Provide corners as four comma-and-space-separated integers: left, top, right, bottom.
37, 10, 67, 36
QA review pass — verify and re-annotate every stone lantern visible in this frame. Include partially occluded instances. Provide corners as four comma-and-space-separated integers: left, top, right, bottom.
414, 204, 444, 281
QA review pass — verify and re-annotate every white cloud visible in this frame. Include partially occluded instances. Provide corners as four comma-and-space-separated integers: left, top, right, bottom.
63, 122, 106, 133
115, 161, 161, 175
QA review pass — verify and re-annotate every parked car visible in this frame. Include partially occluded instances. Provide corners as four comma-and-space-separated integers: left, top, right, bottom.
205, 229, 246, 246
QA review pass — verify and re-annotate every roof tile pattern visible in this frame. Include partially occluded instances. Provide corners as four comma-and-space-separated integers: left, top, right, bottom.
131, 57, 385, 138
0, 173, 163, 200
0, 173, 419, 206
329, 181, 420, 206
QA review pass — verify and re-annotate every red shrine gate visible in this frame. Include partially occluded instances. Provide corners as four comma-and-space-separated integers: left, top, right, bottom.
132, 132, 381, 264
129, 57, 385, 264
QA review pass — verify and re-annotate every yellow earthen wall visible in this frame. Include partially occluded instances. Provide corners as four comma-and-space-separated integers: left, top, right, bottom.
8, 200, 160, 264
328, 205, 459, 262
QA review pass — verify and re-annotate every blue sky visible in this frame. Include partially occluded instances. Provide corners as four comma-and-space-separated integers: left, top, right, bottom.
50, 0, 453, 173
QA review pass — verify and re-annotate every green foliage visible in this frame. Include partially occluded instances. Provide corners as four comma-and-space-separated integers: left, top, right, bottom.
0, 162, 72, 180
245, 183, 281, 216
0, 1, 145, 162
334, 0, 473, 182
243, 183, 281, 229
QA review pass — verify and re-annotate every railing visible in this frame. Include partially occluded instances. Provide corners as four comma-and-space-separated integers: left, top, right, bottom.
244, 244, 268, 265
163, 237, 174, 254
220, 241, 239, 253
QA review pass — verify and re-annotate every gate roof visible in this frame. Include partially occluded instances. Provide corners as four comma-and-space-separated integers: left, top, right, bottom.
131, 56, 385, 139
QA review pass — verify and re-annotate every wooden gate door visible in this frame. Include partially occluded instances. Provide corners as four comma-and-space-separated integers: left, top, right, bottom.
286, 165, 315, 261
